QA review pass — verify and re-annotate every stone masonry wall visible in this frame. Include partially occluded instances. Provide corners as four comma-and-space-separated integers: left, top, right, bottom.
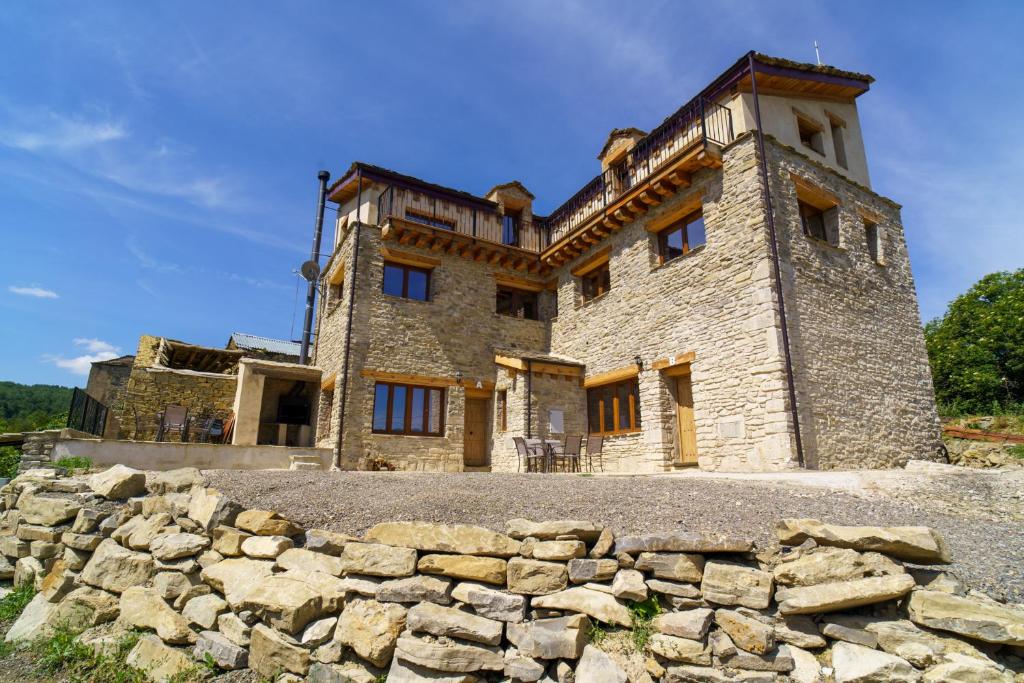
3, 464, 1021, 682
766, 138, 944, 469
117, 336, 237, 441
549, 134, 798, 472
319, 223, 551, 471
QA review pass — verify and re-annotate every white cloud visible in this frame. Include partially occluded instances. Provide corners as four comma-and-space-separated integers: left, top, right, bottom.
8, 285, 59, 299
0, 110, 125, 152
44, 338, 122, 376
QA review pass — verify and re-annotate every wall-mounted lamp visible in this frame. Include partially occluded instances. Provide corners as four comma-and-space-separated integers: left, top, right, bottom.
455, 370, 464, 386
634, 355, 644, 371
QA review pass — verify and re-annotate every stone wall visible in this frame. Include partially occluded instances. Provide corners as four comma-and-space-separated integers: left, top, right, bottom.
15, 430, 61, 472
766, 138, 944, 469
85, 359, 132, 439
549, 134, 797, 472
315, 224, 550, 471
117, 336, 237, 441
3, 464, 1022, 682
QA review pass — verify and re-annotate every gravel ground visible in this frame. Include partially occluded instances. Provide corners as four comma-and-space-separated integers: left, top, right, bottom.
204, 468, 1024, 604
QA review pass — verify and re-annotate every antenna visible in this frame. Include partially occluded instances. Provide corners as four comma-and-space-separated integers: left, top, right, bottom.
814, 41, 822, 65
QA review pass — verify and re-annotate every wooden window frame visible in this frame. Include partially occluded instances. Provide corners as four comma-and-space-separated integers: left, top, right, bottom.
657, 209, 706, 264
580, 262, 611, 303
496, 285, 539, 320
372, 382, 446, 436
502, 209, 522, 247
383, 261, 432, 301
586, 378, 641, 436
798, 200, 829, 243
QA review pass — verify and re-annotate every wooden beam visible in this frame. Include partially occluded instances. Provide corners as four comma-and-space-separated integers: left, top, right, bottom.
321, 372, 337, 391
473, 247, 488, 262
380, 224, 397, 241
627, 200, 646, 215
414, 234, 431, 249
361, 369, 455, 388
398, 230, 416, 245
570, 246, 611, 277
667, 171, 690, 188
652, 182, 673, 197
494, 273, 546, 292
614, 209, 632, 224
592, 225, 609, 238
488, 251, 504, 265
602, 217, 620, 230
464, 386, 493, 398
583, 364, 639, 388
640, 191, 661, 206
429, 237, 448, 252
645, 191, 704, 233
495, 354, 527, 371
651, 350, 697, 372
380, 246, 442, 269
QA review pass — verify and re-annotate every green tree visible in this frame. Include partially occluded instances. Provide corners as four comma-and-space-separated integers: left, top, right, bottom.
924, 269, 1024, 414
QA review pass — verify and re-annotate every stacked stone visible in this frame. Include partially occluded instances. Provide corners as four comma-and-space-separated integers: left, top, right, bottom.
1, 465, 1023, 682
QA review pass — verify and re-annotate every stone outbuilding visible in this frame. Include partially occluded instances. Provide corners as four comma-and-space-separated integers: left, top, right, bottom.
311, 52, 943, 473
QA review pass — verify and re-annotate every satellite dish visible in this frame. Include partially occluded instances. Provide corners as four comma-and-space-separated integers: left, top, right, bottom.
300, 260, 321, 282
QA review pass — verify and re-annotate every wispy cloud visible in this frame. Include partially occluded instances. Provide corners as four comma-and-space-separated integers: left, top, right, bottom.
44, 338, 121, 376
0, 110, 126, 152
126, 237, 291, 291
8, 285, 59, 299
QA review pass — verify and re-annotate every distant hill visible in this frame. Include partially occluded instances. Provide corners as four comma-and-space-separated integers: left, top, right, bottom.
0, 381, 73, 432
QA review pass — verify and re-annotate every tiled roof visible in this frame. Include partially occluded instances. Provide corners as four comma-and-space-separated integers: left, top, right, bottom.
229, 333, 301, 356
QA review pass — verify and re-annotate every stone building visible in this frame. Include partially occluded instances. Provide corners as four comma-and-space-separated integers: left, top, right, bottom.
116, 334, 322, 447
312, 51, 943, 473
85, 354, 134, 439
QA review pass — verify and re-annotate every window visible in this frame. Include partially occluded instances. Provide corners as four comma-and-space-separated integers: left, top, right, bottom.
658, 210, 706, 263
497, 390, 507, 432
830, 118, 848, 169
581, 262, 611, 302
496, 286, 539, 320
406, 210, 455, 231
372, 382, 445, 435
587, 378, 641, 435
502, 209, 521, 247
799, 201, 828, 242
864, 220, 881, 264
796, 114, 825, 155
383, 262, 431, 301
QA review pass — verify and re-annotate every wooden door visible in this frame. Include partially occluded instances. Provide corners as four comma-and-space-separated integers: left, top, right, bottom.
675, 374, 698, 465
463, 398, 490, 467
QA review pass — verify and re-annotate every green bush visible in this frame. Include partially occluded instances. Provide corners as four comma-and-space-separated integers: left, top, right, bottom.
0, 446, 20, 480
54, 456, 92, 472
925, 269, 1024, 415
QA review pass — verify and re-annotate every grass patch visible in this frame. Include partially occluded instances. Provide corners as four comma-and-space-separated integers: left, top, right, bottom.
31, 625, 150, 683
1010, 444, 1024, 459
588, 621, 608, 647
54, 456, 92, 473
0, 583, 36, 622
627, 596, 661, 651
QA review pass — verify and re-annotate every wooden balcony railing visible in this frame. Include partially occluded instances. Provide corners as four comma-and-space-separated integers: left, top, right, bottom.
543, 98, 734, 247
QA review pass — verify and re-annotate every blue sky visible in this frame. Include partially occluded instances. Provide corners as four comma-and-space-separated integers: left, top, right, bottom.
2, 1, 1022, 388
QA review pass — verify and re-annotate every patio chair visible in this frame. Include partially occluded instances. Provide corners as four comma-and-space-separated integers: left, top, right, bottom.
193, 415, 225, 444
562, 435, 584, 473
514, 437, 547, 473
156, 405, 190, 443
585, 434, 604, 472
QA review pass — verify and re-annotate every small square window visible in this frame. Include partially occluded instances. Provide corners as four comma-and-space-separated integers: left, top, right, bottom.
496, 286, 539, 320
864, 220, 882, 264
658, 210, 706, 263
799, 201, 828, 242
581, 262, 611, 302
796, 115, 825, 156
830, 120, 848, 169
383, 262, 431, 301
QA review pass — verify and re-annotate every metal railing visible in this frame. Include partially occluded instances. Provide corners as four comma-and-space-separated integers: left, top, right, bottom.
544, 98, 734, 246
66, 387, 107, 437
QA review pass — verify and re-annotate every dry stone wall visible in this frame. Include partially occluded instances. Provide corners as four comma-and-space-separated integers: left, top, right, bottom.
3, 464, 1023, 682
